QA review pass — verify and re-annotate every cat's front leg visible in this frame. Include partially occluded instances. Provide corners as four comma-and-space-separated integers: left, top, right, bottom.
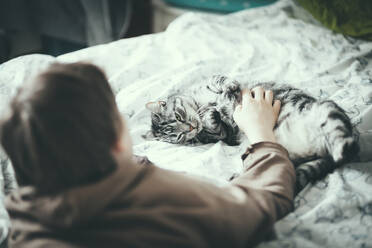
199, 106, 240, 145
206, 75, 241, 102
197, 107, 228, 143
201, 107, 223, 133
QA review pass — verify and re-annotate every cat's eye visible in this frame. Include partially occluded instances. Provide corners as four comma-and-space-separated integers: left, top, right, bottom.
175, 113, 183, 122
159, 101, 166, 107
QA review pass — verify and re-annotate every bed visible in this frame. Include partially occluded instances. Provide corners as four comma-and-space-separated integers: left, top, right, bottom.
0, 0, 371, 247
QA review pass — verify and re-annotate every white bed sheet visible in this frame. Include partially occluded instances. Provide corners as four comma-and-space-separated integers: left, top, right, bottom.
1, 0, 372, 247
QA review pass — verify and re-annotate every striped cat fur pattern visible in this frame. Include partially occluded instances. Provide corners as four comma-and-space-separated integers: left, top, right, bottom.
145, 76, 359, 193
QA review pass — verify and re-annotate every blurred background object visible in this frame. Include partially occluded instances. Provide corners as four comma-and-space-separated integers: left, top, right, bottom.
0, 0, 281, 64
0, 0, 152, 63
163, 0, 278, 13
152, 0, 219, 33
296, 0, 372, 41
151, 0, 280, 35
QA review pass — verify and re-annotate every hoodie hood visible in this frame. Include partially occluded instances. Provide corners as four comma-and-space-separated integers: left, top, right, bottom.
5, 154, 149, 229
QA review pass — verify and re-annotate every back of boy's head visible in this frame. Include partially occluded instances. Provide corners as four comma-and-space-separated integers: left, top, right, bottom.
0, 62, 122, 194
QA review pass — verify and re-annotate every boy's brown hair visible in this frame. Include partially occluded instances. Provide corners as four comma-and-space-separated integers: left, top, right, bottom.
0, 62, 122, 194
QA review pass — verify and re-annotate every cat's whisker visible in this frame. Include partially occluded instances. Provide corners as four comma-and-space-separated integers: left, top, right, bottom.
197, 107, 209, 117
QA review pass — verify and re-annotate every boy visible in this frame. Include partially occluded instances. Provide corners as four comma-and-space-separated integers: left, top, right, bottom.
0, 62, 294, 247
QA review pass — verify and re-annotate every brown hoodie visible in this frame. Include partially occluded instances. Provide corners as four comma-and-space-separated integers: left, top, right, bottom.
5, 142, 295, 248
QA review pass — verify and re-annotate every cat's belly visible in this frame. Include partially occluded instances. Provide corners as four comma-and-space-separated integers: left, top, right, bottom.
274, 109, 327, 162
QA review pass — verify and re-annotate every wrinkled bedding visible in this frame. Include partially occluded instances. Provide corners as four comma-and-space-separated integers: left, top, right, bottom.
0, 0, 372, 247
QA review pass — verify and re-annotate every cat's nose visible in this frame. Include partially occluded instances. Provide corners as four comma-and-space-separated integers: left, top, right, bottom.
189, 123, 198, 131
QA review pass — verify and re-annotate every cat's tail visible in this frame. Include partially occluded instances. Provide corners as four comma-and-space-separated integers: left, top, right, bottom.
319, 101, 359, 164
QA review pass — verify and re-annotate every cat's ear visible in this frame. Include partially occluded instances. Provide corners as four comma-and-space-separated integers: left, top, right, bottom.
145, 101, 166, 113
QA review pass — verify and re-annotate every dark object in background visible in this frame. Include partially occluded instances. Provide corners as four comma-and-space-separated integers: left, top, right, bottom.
0, 0, 152, 63
126, 0, 152, 38
0, 31, 9, 64
297, 0, 372, 40
164, 0, 278, 13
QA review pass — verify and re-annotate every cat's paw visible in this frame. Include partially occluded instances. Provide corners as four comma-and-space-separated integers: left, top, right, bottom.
331, 137, 359, 163
206, 75, 225, 94
220, 78, 241, 102
224, 84, 240, 101
202, 109, 221, 130
222, 80, 239, 94
207, 75, 240, 98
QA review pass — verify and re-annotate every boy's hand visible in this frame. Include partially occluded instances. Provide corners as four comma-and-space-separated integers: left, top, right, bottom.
233, 87, 281, 144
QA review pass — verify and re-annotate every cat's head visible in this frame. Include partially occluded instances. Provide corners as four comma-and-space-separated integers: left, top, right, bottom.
144, 95, 202, 144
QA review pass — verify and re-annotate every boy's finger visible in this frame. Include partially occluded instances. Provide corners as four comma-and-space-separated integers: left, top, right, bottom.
273, 100, 281, 117
241, 89, 252, 107
252, 87, 264, 100
265, 90, 273, 104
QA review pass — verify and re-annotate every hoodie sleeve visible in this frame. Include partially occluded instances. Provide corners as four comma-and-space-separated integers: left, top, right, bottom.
219, 141, 296, 246
131, 141, 296, 248
5, 142, 295, 248
233, 141, 296, 220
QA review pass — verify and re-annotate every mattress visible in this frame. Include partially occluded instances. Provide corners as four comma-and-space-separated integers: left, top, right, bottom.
0, 0, 371, 246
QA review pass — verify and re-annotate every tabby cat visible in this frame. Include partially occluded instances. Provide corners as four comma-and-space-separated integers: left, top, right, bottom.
145, 76, 359, 192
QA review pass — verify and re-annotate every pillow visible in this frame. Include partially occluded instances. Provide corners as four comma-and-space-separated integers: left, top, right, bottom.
297, 0, 372, 40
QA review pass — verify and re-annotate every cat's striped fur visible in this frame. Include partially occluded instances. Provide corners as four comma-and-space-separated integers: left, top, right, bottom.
145, 76, 359, 192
